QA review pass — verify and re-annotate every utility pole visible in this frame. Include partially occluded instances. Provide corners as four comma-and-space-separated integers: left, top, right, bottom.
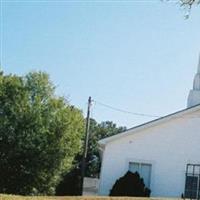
80, 96, 92, 195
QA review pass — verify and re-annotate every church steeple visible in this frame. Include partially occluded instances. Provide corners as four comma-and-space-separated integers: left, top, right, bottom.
187, 54, 200, 108
193, 55, 200, 90
198, 54, 200, 73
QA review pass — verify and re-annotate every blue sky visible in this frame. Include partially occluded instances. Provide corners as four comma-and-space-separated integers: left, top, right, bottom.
1, 0, 200, 128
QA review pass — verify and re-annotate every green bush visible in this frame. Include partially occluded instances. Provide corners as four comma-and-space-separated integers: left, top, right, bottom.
110, 171, 151, 197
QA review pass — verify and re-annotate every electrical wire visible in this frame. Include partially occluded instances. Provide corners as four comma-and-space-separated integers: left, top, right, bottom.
94, 100, 161, 118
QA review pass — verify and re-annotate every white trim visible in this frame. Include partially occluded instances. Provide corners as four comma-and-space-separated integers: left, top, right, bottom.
98, 104, 200, 147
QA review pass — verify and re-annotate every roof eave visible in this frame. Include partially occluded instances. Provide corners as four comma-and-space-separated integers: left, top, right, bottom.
98, 104, 200, 147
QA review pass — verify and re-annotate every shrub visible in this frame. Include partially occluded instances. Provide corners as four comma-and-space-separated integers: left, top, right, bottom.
110, 171, 151, 197
55, 166, 81, 196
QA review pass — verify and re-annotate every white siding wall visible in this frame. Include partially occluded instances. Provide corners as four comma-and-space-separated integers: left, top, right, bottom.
98, 111, 200, 197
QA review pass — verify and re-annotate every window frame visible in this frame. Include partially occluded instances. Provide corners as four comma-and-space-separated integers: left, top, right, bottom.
128, 161, 152, 188
185, 164, 200, 199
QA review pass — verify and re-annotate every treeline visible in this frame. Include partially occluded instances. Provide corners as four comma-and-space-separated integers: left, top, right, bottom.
56, 119, 126, 195
0, 71, 126, 195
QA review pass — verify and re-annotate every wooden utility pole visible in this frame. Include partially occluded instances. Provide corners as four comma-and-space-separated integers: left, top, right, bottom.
80, 96, 92, 195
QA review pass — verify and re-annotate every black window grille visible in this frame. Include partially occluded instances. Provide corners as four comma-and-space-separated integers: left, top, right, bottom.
185, 164, 200, 199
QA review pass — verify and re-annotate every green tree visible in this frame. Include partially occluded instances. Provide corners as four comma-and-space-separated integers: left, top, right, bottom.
86, 119, 126, 177
0, 71, 84, 195
55, 119, 126, 195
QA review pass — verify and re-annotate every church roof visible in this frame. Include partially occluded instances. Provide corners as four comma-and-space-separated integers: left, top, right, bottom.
98, 103, 200, 148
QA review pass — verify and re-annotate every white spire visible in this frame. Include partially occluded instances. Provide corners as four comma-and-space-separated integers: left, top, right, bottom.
187, 54, 200, 108
198, 53, 200, 73
193, 54, 200, 90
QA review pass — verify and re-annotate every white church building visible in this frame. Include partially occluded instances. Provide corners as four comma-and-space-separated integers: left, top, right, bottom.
98, 56, 200, 198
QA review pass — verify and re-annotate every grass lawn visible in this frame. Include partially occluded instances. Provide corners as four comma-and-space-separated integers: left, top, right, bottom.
0, 195, 182, 200
0, 195, 147, 200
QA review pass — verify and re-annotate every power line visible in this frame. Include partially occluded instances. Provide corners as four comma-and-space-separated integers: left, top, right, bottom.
94, 100, 161, 118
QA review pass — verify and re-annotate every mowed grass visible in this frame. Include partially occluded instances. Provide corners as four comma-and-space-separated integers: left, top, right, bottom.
0, 195, 148, 200
0, 195, 182, 200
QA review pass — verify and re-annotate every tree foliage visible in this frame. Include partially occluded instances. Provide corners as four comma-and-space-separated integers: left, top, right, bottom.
86, 119, 126, 177
0, 71, 84, 195
55, 154, 82, 196
180, 0, 200, 8
55, 119, 126, 195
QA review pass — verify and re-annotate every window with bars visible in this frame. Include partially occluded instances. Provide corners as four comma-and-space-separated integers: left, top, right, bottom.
185, 176, 199, 199
185, 164, 200, 199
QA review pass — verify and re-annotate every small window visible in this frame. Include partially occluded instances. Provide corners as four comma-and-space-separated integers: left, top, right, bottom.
129, 162, 152, 187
